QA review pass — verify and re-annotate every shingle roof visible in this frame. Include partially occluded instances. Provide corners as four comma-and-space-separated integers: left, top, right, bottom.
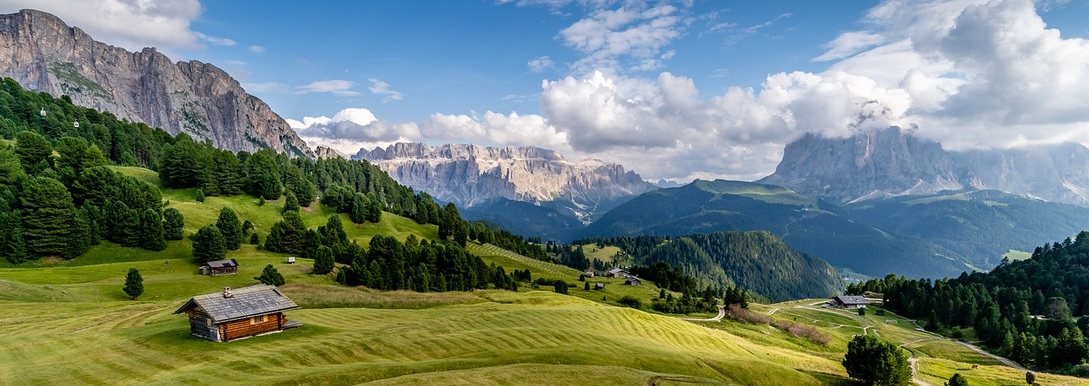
174, 284, 298, 323
204, 259, 238, 268
608, 268, 628, 274
834, 295, 870, 305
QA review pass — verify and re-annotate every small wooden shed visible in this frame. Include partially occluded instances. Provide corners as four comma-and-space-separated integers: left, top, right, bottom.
174, 284, 301, 342
625, 276, 642, 286
200, 259, 239, 276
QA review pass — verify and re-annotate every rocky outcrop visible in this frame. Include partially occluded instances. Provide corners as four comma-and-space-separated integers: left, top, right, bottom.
760, 126, 1089, 206
0, 9, 313, 157
314, 146, 343, 159
759, 127, 962, 203
953, 143, 1089, 206
354, 142, 656, 220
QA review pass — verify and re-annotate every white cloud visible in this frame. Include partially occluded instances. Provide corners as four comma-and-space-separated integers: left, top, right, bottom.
248, 45, 266, 54
194, 31, 236, 47
812, 31, 887, 62
560, 3, 685, 74
527, 56, 555, 73
0, 0, 202, 53
367, 79, 403, 101
296, 80, 361, 96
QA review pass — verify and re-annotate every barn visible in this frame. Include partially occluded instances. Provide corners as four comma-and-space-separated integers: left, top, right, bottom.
831, 295, 870, 310
199, 259, 239, 276
174, 284, 301, 342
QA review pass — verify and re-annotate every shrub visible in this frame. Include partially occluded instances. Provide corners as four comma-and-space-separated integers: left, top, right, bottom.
617, 295, 643, 309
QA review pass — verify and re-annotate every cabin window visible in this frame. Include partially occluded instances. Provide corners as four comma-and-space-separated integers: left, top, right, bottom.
205, 318, 212, 327
251, 315, 266, 324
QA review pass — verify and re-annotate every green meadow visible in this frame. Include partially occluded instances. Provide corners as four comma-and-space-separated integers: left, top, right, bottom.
0, 167, 1083, 385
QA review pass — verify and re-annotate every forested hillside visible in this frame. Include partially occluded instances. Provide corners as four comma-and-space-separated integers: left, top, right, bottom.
0, 77, 542, 266
850, 232, 1089, 375
582, 179, 965, 278
573, 231, 842, 302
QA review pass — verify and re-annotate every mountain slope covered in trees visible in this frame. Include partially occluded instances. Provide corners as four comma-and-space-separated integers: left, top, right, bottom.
581, 179, 965, 278
576, 231, 842, 302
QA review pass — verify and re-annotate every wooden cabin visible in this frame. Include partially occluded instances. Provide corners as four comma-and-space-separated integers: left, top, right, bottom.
607, 268, 630, 278
200, 259, 239, 276
831, 295, 870, 310
625, 276, 642, 286
174, 284, 301, 342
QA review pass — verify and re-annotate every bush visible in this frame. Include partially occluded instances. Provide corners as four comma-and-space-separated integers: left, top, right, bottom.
617, 295, 643, 309
842, 334, 911, 386
254, 264, 285, 286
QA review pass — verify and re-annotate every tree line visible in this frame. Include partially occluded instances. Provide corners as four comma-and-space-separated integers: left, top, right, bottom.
0, 76, 542, 265
849, 232, 1089, 375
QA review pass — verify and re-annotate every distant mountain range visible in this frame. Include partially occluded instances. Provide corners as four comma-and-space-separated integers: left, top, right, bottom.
0, 9, 312, 157
760, 126, 1089, 206
354, 142, 656, 223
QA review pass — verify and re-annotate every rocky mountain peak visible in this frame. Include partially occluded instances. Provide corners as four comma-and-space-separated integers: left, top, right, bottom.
0, 9, 313, 157
760, 126, 962, 204
354, 142, 656, 218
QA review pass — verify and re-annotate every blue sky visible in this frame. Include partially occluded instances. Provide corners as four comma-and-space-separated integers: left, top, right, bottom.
2, 0, 1089, 182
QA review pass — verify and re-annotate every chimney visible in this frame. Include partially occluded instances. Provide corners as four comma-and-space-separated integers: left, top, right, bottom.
223, 287, 233, 298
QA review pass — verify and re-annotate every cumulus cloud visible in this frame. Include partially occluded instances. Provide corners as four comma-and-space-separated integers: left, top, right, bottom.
296, 80, 361, 96
0, 0, 202, 53
290, 108, 566, 156
367, 79, 403, 101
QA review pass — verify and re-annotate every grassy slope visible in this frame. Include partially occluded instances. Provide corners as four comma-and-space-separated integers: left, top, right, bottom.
0, 168, 1083, 385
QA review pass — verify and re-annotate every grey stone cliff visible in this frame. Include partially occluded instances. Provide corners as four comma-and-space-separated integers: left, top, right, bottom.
354, 142, 656, 216
0, 9, 313, 157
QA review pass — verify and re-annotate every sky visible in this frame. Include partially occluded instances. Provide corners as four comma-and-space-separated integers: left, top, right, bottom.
1, 0, 1088, 183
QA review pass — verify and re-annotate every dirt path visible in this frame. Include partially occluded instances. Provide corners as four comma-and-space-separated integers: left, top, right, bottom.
956, 340, 1027, 371
680, 305, 726, 322
767, 307, 780, 315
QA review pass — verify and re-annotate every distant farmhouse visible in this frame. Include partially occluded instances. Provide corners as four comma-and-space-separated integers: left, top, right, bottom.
625, 276, 642, 286
174, 285, 300, 342
594, 283, 606, 290
199, 259, 239, 276
607, 268, 630, 278
830, 295, 870, 310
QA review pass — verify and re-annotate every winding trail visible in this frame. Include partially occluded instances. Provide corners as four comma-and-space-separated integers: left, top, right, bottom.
680, 305, 726, 322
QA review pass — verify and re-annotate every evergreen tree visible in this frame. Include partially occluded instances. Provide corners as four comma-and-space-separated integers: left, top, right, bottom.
244, 149, 282, 199
842, 334, 911, 386
0, 206, 27, 263
283, 191, 299, 213
255, 264, 286, 286
250, 232, 260, 245
19, 176, 77, 257
138, 208, 165, 251
0, 143, 26, 189
194, 188, 205, 203
162, 208, 185, 240
123, 268, 144, 300
945, 373, 968, 386
63, 208, 91, 259
313, 245, 334, 275
350, 194, 367, 224
190, 224, 227, 264
14, 131, 52, 174
215, 207, 243, 250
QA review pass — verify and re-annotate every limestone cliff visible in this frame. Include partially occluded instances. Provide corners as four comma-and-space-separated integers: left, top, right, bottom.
0, 9, 313, 157
354, 142, 656, 220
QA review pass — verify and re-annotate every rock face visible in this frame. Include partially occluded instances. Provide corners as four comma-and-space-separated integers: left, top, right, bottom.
314, 146, 343, 159
354, 142, 656, 220
760, 126, 1089, 206
953, 143, 1089, 206
0, 9, 312, 157
760, 127, 962, 203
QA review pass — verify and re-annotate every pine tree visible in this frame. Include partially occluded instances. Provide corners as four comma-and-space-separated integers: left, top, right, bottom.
283, 191, 299, 213
14, 131, 52, 174
194, 188, 205, 203
162, 208, 185, 240
123, 268, 144, 300
216, 207, 243, 250
350, 194, 367, 224
945, 373, 968, 386
254, 264, 285, 286
63, 209, 91, 258
842, 334, 911, 386
20, 176, 77, 257
190, 224, 227, 264
313, 245, 334, 275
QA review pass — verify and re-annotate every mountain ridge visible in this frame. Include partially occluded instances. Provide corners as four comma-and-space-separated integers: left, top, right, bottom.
354, 142, 656, 222
0, 9, 313, 157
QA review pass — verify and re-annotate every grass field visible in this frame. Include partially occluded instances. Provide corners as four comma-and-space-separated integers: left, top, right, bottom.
1, 168, 1085, 385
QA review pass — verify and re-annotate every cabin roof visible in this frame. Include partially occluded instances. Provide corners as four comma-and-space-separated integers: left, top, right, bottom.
203, 259, 239, 268
173, 284, 298, 323
608, 268, 628, 274
834, 295, 870, 305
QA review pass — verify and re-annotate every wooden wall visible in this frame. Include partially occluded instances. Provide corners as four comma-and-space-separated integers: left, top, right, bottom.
222, 313, 282, 341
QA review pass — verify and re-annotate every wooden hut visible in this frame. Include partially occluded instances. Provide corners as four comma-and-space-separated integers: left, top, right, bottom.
199, 259, 239, 276
174, 284, 301, 342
